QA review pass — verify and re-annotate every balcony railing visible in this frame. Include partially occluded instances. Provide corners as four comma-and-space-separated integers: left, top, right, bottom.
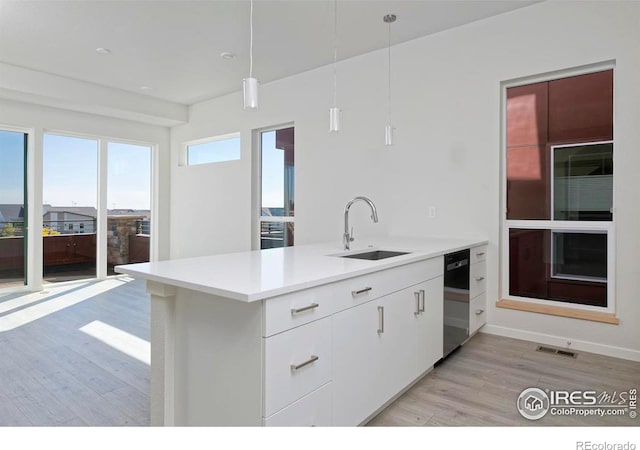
0, 216, 150, 286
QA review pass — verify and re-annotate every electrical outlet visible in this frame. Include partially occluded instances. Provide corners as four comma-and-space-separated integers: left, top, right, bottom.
428, 206, 437, 218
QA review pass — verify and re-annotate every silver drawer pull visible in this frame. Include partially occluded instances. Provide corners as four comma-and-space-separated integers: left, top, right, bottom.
414, 291, 421, 316
475, 309, 485, 315
419, 289, 426, 313
475, 276, 485, 282
352, 286, 372, 296
290, 303, 319, 315
290, 355, 319, 372
476, 252, 485, 257
377, 306, 384, 334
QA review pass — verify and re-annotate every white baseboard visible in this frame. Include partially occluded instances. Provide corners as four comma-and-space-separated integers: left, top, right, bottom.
480, 324, 640, 362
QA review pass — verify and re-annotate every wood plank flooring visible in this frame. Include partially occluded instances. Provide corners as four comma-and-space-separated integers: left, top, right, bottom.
1, 278, 638, 427
368, 332, 640, 426
0, 277, 150, 426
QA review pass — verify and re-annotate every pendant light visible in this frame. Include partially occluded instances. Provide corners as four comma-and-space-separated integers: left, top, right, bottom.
383, 14, 396, 146
243, 0, 258, 110
329, 0, 341, 132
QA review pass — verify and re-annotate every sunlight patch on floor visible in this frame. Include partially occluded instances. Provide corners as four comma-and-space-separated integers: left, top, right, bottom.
79, 319, 150, 365
0, 278, 130, 332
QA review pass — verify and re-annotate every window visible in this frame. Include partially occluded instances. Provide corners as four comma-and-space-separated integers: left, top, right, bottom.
552, 142, 613, 221
503, 69, 613, 310
0, 130, 28, 289
186, 134, 240, 166
259, 126, 294, 249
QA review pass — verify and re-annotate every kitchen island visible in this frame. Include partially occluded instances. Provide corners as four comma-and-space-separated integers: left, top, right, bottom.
115, 236, 488, 426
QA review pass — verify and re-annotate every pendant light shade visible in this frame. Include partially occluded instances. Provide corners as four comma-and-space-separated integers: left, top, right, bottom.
384, 124, 393, 146
383, 14, 396, 146
243, 0, 258, 111
329, 0, 341, 132
329, 106, 341, 132
243, 77, 259, 110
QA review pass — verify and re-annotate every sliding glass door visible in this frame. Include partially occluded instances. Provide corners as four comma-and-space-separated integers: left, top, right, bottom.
43, 134, 98, 283
107, 142, 152, 275
0, 130, 28, 289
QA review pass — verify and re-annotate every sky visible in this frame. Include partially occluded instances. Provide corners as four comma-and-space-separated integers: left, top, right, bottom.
0, 130, 25, 205
0, 131, 151, 211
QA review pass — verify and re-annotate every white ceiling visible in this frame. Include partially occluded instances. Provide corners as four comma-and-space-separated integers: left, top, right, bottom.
0, 0, 539, 106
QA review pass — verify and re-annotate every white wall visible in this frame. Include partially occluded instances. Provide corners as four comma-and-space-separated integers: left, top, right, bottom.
0, 99, 171, 264
170, 2, 640, 359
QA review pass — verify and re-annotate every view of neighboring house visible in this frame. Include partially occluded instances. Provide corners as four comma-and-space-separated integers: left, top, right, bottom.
42, 205, 97, 234
0, 204, 25, 235
1, 204, 151, 236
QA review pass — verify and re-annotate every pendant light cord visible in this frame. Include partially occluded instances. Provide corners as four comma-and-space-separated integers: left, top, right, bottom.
249, 0, 254, 78
387, 19, 392, 122
333, 0, 338, 107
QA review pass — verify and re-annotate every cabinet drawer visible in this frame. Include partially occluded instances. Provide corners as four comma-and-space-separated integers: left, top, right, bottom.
263, 316, 332, 416
263, 383, 332, 426
470, 262, 487, 299
263, 283, 337, 337
339, 257, 443, 310
263, 257, 443, 336
469, 293, 487, 335
470, 245, 487, 264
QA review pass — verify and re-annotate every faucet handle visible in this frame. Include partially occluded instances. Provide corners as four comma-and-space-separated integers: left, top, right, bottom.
349, 227, 355, 242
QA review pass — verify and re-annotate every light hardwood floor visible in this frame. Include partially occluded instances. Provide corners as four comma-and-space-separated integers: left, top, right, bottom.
369, 332, 640, 426
1, 279, 638, 427
0, 277, 150, 426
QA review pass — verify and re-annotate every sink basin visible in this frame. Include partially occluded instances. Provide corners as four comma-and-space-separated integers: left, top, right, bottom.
340, 250, 410, 260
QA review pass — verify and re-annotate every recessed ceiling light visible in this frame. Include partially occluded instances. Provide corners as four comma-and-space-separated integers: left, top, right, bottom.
96, 47, 112, 55
220, 52, 236, 60
139, 86, 152, 91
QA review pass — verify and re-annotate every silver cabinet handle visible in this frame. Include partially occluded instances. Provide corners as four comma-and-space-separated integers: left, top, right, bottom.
475, 309, 485, 315
290, 355, 319, 372
377, 306, 384, 334
352, 287, 372, 296
475, 276, 485, 282
414, 291, 421, 316
419, 289, 426, 313
476, 252, 485, 257
290, 303, 319, 315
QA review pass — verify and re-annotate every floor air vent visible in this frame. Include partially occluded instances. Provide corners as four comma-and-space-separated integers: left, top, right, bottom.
536, 345, 577, 358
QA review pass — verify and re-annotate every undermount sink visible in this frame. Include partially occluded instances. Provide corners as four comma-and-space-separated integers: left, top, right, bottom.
340, 250, 410, 260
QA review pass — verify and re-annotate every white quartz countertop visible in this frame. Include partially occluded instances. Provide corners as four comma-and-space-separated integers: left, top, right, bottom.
115, 236, 487, 302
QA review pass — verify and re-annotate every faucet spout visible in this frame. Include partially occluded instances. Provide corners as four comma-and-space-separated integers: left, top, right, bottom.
343, 196, 379, 250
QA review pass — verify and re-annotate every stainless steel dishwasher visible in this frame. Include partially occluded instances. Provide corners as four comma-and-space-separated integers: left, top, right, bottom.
443, 249, 470, 358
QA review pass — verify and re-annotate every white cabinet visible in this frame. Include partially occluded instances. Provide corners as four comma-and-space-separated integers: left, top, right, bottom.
332, 275, 444, 426
332, 298, 382, 426
414, 276, 444, 376
469, 245, 487, 335
263, 383, 332, 427
263, 316, 332, 416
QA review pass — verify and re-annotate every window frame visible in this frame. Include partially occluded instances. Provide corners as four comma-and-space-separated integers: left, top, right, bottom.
251, 123, 295, 251
550, 140, 613, 222
500, 63, 616, 314
182, 132, 241, 167
550, 228, 608, 283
